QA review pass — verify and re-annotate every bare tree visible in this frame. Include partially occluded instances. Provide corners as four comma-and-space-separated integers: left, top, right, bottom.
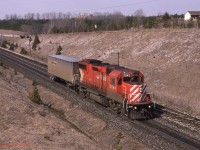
36, 13, 41, 20
133, 9, 145, 27
24, 13, 35, 20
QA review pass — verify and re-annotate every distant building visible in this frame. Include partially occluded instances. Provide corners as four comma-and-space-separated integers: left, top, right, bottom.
75, 13, 91, 19
184, 11, 200, 21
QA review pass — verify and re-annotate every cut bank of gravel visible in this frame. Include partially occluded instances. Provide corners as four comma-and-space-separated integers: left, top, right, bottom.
1, 28, 199, 117
0, 66, 149, 150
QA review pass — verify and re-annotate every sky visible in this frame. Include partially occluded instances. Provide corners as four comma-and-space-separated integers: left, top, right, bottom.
0, 0, 200, 19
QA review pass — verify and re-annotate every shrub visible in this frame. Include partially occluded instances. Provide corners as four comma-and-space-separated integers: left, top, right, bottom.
1, 40, 8, 48
187, 20, 194, 28
0, 61, 8, 69
29, 85, 42, 104
9, 43, 15, 51
20, 47, 28, 55
14, 70, 17, 75
32, 80, 37, 86
15, 43, 18, 48
20, 35, 25, 39
0, 61, 4, 66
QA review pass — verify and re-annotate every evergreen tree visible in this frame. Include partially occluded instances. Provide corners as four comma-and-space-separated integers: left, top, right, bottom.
56, 45, 62, 55
29, 85, 41, 104
163, 12, 171, 28
32, 35, 40, 50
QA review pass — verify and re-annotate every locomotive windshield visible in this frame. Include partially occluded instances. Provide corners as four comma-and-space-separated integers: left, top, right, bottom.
123, 72, 143, 83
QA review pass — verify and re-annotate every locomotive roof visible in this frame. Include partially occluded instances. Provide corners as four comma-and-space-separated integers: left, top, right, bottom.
82, 58, 139, 73
108, 65, 139, 73
82, 59, 102, 64
49, 55, 81, 62
82, 59, 110, 67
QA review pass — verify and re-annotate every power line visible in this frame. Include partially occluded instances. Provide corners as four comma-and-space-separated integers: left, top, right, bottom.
80, 0, 159, 14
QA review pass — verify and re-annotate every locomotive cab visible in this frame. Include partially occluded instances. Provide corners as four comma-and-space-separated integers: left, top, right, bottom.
122, 71, 153, 119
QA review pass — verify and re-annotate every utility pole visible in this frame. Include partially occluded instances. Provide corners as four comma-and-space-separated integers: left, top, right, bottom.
117, 52, 119, 66
111, 52, 124, 66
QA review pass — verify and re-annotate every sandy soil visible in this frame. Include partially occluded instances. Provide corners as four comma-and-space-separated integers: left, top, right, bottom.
0, 65, 149, 149
1, 28, 199, 117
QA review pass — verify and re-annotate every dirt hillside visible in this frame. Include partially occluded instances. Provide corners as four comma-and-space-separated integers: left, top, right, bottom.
0, 64, 149, 150
1, 28, 200, 116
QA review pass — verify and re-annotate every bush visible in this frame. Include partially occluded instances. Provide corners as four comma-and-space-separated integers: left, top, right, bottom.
20, 35, 25, 39
56, 45, 62, 55
1, 40, 8, 48
29, 85, 42, 104
9, 43, 15, 51
15, 43, 18, 48
0, 61, 4, 66
32, 80, 37, 86
0, 61, 8, 69
20, 47, 28, 55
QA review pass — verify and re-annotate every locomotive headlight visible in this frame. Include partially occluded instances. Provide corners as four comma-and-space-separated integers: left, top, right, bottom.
140, 87, 142, 92
148, 105, 151, 109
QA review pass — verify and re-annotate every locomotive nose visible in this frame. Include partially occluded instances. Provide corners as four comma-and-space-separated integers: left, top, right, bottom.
128, 84, 148, 103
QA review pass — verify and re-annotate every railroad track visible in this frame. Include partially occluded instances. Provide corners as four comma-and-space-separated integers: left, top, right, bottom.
1, 48, 200, 150
154, 104, 200, 131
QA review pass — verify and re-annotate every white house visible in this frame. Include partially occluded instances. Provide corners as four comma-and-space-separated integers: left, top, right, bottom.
184, 11, 200, 21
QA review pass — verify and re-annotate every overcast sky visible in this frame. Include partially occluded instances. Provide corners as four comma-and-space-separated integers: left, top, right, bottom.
1, 0, 200, 19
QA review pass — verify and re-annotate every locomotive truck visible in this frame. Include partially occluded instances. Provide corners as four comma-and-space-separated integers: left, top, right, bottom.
48, 55, 153, 119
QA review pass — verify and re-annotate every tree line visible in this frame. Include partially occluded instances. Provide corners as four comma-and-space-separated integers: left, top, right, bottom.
0, 10, 199, 34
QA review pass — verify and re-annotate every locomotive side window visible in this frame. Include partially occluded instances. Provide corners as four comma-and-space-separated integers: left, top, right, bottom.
79, 64, 86, 70
110, 77, 115, 86
118, 77, 122, 85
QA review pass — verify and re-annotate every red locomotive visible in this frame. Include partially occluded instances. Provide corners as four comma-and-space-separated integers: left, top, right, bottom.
48, 55, 153, 119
